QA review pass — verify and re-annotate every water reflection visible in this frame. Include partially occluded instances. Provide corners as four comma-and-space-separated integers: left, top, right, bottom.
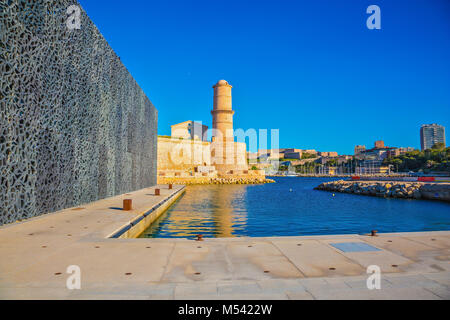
211, 185, 247, 237
140, 184, 248, 238
140, 177, 450, 239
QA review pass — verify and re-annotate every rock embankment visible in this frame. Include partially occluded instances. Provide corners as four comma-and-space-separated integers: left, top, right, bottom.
315, 180, 450, 202
158, 177, 275, 185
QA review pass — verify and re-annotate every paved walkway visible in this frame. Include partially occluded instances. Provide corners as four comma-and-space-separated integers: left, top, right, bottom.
0, 185, 449, 300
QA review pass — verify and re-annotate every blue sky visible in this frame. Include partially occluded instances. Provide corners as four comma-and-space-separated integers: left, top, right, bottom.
79, 0, 450, 155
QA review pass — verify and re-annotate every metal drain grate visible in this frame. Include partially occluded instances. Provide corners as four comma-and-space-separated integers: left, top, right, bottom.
330, 242, 381, 253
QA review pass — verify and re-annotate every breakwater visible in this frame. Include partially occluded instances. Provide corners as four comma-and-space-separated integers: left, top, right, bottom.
158, 177, 275, 185
315, 180, 450, 202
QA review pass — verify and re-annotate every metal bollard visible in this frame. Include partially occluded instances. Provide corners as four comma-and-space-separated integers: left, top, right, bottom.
155, 189, 160, 196
169, 184, 173, 190
123, 199, 133, 211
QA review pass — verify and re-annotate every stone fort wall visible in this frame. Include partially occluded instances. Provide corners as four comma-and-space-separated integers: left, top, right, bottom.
158, 137, 211, 171
0, 0, 157, 225
157, 136, 249, 173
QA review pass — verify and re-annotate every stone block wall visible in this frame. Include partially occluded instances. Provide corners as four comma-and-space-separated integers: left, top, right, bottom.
0, 0, 157, 225
157, 137, 211, 171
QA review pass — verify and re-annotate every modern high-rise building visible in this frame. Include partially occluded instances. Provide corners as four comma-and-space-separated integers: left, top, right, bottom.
420, 124, 446, 150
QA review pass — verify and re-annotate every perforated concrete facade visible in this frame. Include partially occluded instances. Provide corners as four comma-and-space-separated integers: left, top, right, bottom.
0, 0, 157, 225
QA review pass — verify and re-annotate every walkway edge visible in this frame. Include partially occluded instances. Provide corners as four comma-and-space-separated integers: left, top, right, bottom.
107, 186, 186, 239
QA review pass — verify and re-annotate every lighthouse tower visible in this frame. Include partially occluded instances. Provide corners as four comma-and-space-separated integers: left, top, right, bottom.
211, 80, 247, 173
212, 80, 234, 142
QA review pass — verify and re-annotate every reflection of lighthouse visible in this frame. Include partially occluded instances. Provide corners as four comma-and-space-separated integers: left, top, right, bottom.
211, 80, 247, 173
147, 184, 248, 238
210, 185, 247, 238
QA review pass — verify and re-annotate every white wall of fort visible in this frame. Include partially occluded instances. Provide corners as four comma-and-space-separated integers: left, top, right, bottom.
158, 136, 248, 173
157, 136, 211, 171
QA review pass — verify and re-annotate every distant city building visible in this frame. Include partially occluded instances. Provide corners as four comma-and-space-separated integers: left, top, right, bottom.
322, 166, 337, 175
337, 155, 353, 163
255, 148, 319, 161
357, 143, 414, 161
355, 140, 404, 162
284, 151, 302, 160
256, 149, 289, 161
387, 147, 415, 158
303, 149, 318, 155
355, 165, 391, 175
171, 121, 208, 141
280, 149, 302, 156
375, 140, 385, 149
356, 146, 394, 163
255, 148, 343, 162
420, 124, 446, 150
318, 151, 338, 157
354, 145, 366, 155
289, 158, 318, 166
318, 155, 352, 165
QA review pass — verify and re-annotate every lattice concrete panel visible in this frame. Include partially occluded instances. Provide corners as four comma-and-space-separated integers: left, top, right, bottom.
0, 0, 157, 225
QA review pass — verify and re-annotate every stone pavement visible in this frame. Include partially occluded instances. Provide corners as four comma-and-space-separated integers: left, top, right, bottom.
0, 185, 449, 300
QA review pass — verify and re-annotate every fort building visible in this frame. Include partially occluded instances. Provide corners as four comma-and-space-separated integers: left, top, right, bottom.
171, 121, 208, 141
157, 80, 265, 182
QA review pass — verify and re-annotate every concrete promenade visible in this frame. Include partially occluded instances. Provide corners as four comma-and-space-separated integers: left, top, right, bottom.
0, 186, 449, 300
